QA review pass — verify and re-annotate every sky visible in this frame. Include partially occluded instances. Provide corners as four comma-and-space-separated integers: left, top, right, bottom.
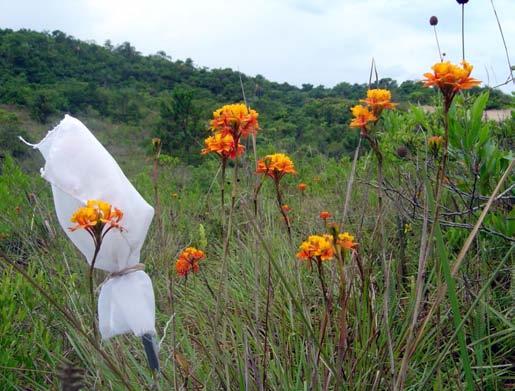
1, 0, 514, 93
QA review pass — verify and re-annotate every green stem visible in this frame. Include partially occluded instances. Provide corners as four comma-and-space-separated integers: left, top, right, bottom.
274, 178, 292, 241
89, 238, 101, 343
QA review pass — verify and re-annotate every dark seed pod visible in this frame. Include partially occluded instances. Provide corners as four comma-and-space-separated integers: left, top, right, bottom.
429, 16, 438, 26
58, 360, 85, 391
456, 0, 469, 4
396, 146, 409, 159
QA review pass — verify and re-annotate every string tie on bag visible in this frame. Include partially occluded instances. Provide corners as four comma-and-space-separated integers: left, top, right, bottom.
96, 263, 145, 292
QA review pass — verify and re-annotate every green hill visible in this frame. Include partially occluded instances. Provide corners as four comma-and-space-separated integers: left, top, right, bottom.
0, 28, 512, 164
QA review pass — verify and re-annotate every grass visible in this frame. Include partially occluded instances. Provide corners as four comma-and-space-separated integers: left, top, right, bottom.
0, 92, 514, 390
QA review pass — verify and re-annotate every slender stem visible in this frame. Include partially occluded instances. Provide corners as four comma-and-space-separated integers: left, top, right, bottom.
490, 0, 514, 84
312, 258, 331, 381
341, 137, 361, 227
153, 154, 160, 235
433, 104, 451, 224
261, 241, 273, 389
335, 249, 348, 386
274, 178, 292, 241
214, 158, 239, 390
89, 238, 101, 342
433, 26, 443, 62
365, 134, 396, 389
200, 269, 216, 299
221, 159, 227, 238
461, 4, 465, 62
469, 165, 478, 217
238, 72, 259, 169
167, 266, 179, 390
316, 260, 329, 313
396, 179, 429, 389
253, 177, 265, 217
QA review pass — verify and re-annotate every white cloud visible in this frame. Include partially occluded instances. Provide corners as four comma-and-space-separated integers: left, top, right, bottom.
0, 0, 513, 92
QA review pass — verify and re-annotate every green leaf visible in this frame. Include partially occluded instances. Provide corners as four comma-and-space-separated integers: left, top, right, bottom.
427, 178, 475, 390
469, 91, 490, 135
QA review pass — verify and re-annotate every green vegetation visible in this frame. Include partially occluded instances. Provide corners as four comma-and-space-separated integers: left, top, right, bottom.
0, 28, 514, 390
0, 29, 512, 163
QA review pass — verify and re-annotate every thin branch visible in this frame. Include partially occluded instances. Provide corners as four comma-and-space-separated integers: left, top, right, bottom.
490, 0, 514, 85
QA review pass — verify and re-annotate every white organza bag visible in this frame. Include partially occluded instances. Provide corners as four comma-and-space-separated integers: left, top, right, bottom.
24, 115, 155, 340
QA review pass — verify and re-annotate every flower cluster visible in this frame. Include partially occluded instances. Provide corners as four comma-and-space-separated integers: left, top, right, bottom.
297, 230, 357, 263
175, 247, 206, 277
360, 89, 397, 116
349, 105, 376, 131
201, 132, 245, 159
202, 103, 259, 161
319, 211, 332, 221
337, 232, 357, 250
296, 235, 335, 262
297, 183, 307, 192
256, 153, 296, 181
350, 89, 395, 135
70, 200, 123, 235
428, 135, 444, 156
423, 61, 480, 108
281, 204, 292, 213
211, 103, 259, 140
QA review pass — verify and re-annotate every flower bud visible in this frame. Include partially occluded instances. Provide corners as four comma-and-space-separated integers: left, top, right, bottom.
396, 146, 408, 159
429, 16, 438, 26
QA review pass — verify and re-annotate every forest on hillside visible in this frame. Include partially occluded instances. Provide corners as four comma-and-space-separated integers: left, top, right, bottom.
0, 28, 513, 163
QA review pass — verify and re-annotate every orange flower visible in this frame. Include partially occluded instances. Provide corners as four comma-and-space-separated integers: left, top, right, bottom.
337, 232, 357, 250
70, 199, 123, 234
428, 135, 444, 149
296, 235, 335, 262
297, 183, 307, 192
423, 61, 480, 107
151, 137, 162, 155
428, 135, 444, 156
360, 89, 397, 115
256, 153, 296, 181
175, 247, 206, 277
349, 105, 377, 133
210, 103, 259, 140
319, 211, 332, 220
281, 204, 292, 213
201, 132, 244, 160
175, 258, 191, 276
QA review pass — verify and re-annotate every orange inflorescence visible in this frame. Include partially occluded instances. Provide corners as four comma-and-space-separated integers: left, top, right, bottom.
281, 204, 292, 213
423, 61, 480, 106
337, 232, 358, 250
70, 199, 123, 233
297, 183, 307, 192
201, 132, 245, 160
428, 135, 444, 149
360, 89, 397, 116
175, 247, 206, 277
349, 105, 377, 132
319, 211, 332, 220
256, 153, 296, 181
297, 235, 335, 261
210, 103, 259, 139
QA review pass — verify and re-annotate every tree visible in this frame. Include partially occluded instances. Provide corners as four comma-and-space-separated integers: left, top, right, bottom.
156, 86, 202, 162
0, 110, 29, 158
29, 90, 61, 123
